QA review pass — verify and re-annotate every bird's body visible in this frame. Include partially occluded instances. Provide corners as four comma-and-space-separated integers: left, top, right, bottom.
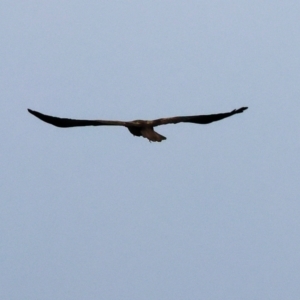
28, 107, 248, 142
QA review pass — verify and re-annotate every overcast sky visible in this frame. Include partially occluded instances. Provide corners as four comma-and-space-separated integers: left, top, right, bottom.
1, 1, 300, 299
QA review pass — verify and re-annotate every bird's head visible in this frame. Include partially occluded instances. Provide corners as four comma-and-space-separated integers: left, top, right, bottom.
132, 120, 144, 126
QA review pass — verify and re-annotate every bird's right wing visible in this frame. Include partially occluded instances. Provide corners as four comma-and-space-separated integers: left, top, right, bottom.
28, 109, 127, 128
151, 107, 248, 126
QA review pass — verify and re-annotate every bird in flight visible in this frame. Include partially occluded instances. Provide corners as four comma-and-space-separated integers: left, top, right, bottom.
28, 107, 248, 142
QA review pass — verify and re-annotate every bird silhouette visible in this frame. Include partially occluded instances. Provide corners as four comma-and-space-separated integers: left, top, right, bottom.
28, 107, 248, 142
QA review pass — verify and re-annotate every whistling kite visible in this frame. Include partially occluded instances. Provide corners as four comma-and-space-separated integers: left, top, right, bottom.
28, 107, 248, 142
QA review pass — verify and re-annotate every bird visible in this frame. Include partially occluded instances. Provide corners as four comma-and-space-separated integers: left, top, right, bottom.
28, 107, 248, 142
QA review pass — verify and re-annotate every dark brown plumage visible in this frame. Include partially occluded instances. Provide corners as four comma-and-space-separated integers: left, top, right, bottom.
28, 107, 248, 142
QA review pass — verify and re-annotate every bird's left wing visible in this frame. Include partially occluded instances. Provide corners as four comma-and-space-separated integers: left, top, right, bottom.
28, 109, 127, 128
150, 107, 248, 127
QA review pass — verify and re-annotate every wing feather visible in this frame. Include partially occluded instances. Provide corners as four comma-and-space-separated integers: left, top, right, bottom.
28, 109, 127, 128
151, 107, 248, 126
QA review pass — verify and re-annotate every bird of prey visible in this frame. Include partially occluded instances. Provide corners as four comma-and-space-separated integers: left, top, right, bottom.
28, 107, 248, 142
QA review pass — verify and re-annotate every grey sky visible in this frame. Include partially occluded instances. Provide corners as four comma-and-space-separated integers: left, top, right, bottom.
1, 1, 300, 299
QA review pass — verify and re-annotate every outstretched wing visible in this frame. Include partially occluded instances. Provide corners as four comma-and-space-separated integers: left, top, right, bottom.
151, 107, 248, 127
28, 109, 127, 128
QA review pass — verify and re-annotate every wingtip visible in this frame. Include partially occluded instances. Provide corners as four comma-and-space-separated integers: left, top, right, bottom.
236, 107, 248, 113
27, 109, 42, 118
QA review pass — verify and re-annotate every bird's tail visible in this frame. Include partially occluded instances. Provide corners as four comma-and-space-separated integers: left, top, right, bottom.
141, 128, 167, 142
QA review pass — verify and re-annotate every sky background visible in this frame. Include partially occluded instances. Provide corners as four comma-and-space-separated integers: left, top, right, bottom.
1, 1, 300, 299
